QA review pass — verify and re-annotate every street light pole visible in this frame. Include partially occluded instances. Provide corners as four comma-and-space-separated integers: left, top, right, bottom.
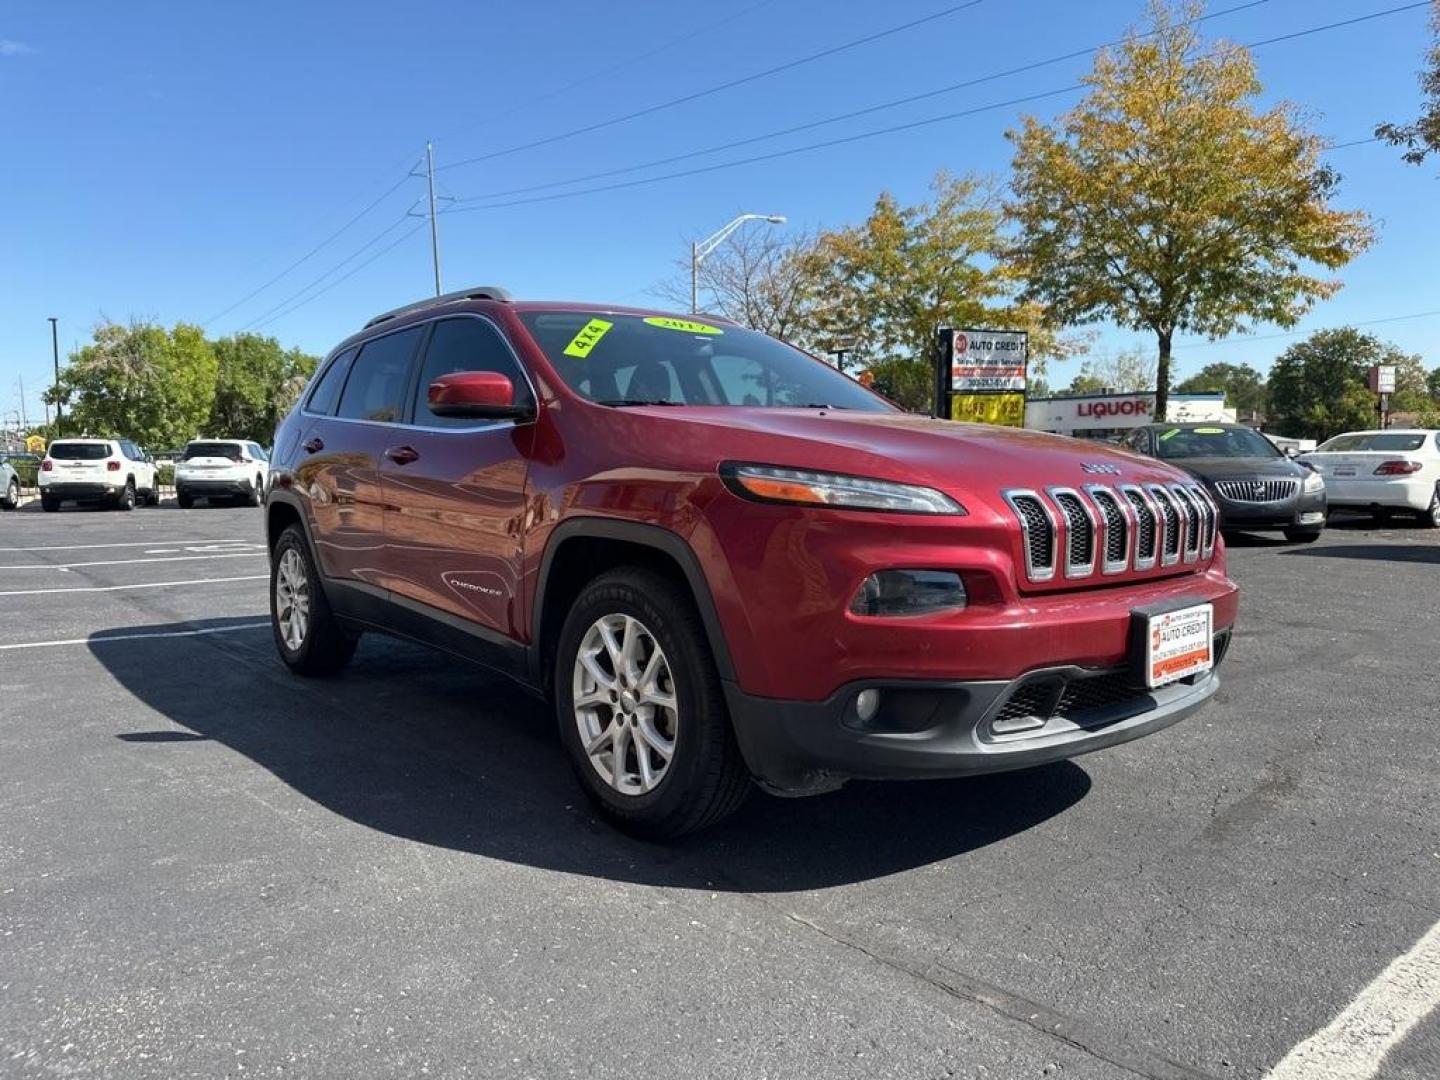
689, 213, 786, 314
48, 316, 60, 433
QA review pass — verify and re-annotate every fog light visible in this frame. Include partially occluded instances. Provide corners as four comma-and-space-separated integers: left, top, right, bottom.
855, 689, 882, 724
850, 570, 966, 617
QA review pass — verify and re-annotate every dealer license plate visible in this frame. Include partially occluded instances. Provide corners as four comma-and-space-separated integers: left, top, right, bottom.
1143, 604, 1213, 687
1332, 465, 1357, 477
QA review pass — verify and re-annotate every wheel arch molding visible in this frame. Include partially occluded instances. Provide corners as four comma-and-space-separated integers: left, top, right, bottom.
529, 518, 737, 691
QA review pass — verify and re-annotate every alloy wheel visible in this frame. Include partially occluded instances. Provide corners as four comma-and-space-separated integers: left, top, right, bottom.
572, 613, 678, 796
275, 548, 311, 651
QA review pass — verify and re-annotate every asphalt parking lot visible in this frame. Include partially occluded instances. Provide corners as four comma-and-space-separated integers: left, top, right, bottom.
1, 503, 1436, 1079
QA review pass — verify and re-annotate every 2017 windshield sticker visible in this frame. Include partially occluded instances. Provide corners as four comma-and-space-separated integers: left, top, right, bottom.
1194, 427, 1225, 434
563, 318, 614, 358
643, 316, 723, 336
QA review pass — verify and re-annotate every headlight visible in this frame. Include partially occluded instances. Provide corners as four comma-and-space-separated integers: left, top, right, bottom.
1302, 470, 1325, 493
720, 464, 965, 515
850, 570, 967, 617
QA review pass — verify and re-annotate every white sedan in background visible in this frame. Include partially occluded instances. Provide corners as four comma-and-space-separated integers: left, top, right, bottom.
1300, 429, 1440, 527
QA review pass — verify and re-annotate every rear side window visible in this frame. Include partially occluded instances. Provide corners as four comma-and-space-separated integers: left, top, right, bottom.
411, 317, 533, 427
184, 442, 243, 461
306, 348, 357, 416
1319, 432, 1427, 452
337, 329, 423, 423
49, 442, 112, 460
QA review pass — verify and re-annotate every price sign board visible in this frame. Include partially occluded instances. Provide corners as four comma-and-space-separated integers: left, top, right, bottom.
934, 327, 1029, 427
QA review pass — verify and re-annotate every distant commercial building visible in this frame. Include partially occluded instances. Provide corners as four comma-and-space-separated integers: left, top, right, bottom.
1024, 391, 1234, 440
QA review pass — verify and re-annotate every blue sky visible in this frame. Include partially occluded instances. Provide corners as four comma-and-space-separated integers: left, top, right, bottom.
1, 0, 1436, 423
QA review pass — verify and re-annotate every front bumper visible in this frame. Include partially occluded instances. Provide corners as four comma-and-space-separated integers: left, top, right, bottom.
39, 482, 123, 501
1210, 487, 1326, 529
1323, 476, 1435, 512
726, 631, 1230, 795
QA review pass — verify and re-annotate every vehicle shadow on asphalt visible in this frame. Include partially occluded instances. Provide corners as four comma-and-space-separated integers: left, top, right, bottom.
90, 617, 1091, 892
1281, 543, 1440, 564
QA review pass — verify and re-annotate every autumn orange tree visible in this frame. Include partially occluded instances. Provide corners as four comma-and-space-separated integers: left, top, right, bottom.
1005, 0, 1374, 419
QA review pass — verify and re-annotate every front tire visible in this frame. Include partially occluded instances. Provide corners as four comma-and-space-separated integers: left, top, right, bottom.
1284, 526, 1322, 544
270, 524, 357, 676
1, 477, 18, 510
555, 568, 749, 839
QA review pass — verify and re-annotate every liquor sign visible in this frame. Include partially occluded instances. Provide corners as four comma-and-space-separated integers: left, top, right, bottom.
934, 327, 1029, 427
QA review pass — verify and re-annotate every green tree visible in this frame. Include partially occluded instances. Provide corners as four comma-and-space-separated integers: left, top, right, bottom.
1427, 366, 1440, 400
47, 321, 218, 448
796, 172, 1068, 413
209, 333, 319, 443
1006, 0, 1374, 422
1175, 361, 1267, 416
1376, 1, 1440, 165
1067, 372, 1109, 394
1266, 328, 1416, 440
1069, 347, 1158, 393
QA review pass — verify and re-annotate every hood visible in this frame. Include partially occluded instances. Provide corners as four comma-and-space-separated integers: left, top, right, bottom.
619, 406, 1193, 511
1167, 456, 1304, 482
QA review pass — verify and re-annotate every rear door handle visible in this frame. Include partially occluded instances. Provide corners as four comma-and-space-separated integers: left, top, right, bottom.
385, 445, 420, 466
302, 437, 324, 454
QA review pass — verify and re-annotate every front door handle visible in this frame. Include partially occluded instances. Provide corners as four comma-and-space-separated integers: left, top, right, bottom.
302, 437, 324, 454
385, 445, 420, 466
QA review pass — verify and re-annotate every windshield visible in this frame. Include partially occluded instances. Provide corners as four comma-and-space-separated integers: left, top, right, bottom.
48, 442, 112, 460
1316, 432, 1428, 452
1154, 426, 1281, 460
517, 311, 891, 412
184, 442, 243, 461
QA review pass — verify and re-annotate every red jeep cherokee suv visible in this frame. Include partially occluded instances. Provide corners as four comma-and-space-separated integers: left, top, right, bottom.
266, 286, 1238, 837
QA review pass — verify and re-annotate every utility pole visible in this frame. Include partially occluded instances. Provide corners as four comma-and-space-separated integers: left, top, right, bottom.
17, 374, 27, 429
425, 141, 442, 297
691, 241, 699, 315
48, 317, 61, 433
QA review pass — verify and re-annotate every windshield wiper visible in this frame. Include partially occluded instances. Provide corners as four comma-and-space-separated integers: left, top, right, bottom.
794, 403, 850, 410
595, 399, 685, 407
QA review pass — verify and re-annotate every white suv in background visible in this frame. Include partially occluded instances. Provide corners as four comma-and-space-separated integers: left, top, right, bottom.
174, 439, 270, 508
39, 438, 160, 512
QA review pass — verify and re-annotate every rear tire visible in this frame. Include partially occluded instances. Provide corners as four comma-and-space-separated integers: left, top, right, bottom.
555, 567, 750, 839
1419, 487, 1440, 529
177, 490, 194, 509
248, 476, 263, 507
1283, 526, 1322, 544
41, 495, 59, 513
117, 481, 136, 512
1, 477, 18, 510
270, 524, 357, 676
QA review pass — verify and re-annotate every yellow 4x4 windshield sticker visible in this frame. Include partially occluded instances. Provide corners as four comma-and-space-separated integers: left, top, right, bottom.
1158, 428, 1180, 441
643, 316, 723, 335
563, 318, 613, 358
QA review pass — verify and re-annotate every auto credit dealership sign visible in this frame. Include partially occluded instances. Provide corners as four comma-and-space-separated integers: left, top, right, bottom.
934, 327, 1028, 427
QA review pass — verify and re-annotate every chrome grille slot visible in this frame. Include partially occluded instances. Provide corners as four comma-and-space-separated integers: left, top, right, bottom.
1171, 485, 1202, 563
1121, 485, 1158, 570
1003, 491, 1056, 582
1087, 486, 1130, 574
1049, 488, 1096, 577
1148, 485, 1183, 565
1214, 478, 1299, 503
1190, 486, 1218, 555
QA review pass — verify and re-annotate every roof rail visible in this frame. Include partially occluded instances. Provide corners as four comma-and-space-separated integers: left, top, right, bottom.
363, 285, 512, 329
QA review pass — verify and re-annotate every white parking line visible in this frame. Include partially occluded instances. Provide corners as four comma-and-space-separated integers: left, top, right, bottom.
0, 539, 262, 553
0, 552, 266, 571
1265, 919, 1440, 1079
0, 574, 268, 597
0, 621, 270, 651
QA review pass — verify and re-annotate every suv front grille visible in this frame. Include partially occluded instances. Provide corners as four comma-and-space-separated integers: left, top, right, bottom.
1214, 478, 1298, 503
1002, 483, 1216, 585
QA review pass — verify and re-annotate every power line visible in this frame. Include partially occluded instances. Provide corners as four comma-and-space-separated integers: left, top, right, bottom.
450, 0, 1274, 205
249, 222, 428, 332
236, 214, 414, 332
442, 1, 1429, 215
435, 0, 988, 172
203, 164, 418, 327
433, 0, 784, 143
1174, 309, 1440, 353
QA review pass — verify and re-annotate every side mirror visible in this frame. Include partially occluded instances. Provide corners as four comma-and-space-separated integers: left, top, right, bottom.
1284, 447, 1299, 458
428, 371, 533, 421
145, 454, 155, 464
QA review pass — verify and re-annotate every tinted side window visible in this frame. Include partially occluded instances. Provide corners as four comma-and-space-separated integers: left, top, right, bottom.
337, 329, 423, 423
306, 347, 357, 416
412, 318, 533, 427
